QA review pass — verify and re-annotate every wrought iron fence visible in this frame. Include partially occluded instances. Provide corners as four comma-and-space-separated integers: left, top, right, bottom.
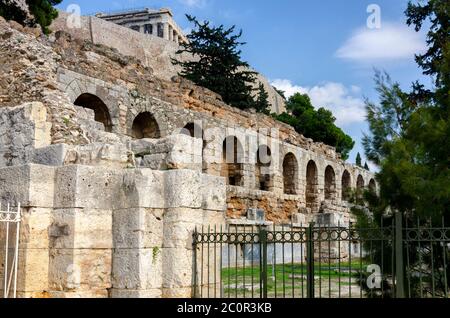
192, 214, 449, 299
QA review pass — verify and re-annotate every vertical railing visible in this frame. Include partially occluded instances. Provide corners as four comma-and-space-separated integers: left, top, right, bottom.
394, 211, 406, 298
306, 222, 315, 298
192, 227, 198, 298
259, 228, 268, 298
1, 203, 22, 299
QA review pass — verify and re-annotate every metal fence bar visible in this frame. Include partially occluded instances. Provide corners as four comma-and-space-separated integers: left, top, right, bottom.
306, 222, 314, 298
3, 204, 10, 298
260, 228, 268, 298
395, 212, 405, 298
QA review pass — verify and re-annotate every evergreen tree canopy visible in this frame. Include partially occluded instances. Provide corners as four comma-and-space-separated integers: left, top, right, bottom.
361, 0, 450, 221
356, 153, 362, 167
275, 93, 355, 160
173, 15, 258, 110
0, 0, 62, 34
254, 83, 271, 115
406, 0, 450, 103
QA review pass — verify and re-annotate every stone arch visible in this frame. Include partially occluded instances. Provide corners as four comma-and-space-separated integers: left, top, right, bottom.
221, 136, 244, 186
74, 93, 113, 132
180, 122, 203, 139
341, 170, 352, 201
283, 153, 298, 195
324, 165, 336, 200
255, 145, 272, 191
131, 112, 161, 139
356, 174, 365, 199
306, 160, 319, 212
369, 179, 377, 193
357, 175, 365, 190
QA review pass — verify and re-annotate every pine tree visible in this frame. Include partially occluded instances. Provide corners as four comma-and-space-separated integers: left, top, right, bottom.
173, 15, 257, 110
354, 0, 450, 298
0, 0, 62, 34
355, 153, 362, 167
364, 162, 369, 171
28, 0, 62, 34
254, 83, 270, 115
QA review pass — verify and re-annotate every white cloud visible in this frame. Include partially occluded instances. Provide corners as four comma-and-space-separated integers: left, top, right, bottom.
336, 23, 426, 62
270, 79, 366, 126
178, 0, 208, 8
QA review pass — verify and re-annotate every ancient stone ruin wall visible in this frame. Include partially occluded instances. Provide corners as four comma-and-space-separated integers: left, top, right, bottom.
50, 11, 286, 114
0, 17, 376, 298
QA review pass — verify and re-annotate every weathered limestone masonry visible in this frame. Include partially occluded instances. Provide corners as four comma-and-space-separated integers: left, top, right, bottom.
50, 11, 286, 114
0, 14, 375, 298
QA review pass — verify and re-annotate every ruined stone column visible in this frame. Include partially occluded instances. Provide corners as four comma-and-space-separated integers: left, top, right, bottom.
163, 23, 170, 40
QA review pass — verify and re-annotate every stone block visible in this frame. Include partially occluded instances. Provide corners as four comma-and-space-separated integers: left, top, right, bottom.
201, 174, 226, 211
49, 249, 112, 292
315, 212, 347, 227
112, 248, 162, 290
113, 208, 163, 249
54, 165, 122, 209
0, 164, 55, 208
110, 288, 162, 298
16, 248, 50, 292
119, 169, 165, 209
32, 144, 69, 166
162, 287, 192, 298
18, 208, 52, 249
50, 208, 113, 249
48, 290, 109, 298
163, 208, 203, 226
164, 170, 202, 208
161, 248, 193, 289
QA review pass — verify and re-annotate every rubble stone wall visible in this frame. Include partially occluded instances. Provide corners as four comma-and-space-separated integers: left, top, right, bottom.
50, 11, 286, 114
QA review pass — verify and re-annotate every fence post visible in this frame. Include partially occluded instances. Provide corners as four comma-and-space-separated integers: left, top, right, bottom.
260, 228, 268, 298
306, 222, 315, 298
192, 229, 198, 298
395, 211, 406, 298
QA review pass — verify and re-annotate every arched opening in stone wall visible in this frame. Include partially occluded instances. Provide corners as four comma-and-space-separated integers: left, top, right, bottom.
181, 122, 203, 139
357, 175, 365, 190
283, 153, 298, 195
221, 136, 244, 186
369, 179, 377, 193
74, 93, 112, 132
255, 145, 272, 191
356, 175, 365, 199
132, 112, 161, 139
324, 166, 336, 200
306, 160, 319, 212
341, 170, 352, 201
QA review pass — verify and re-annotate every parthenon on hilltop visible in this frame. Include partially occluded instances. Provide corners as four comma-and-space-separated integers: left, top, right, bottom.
95, 8, 188, 45
0, 6, 376, 298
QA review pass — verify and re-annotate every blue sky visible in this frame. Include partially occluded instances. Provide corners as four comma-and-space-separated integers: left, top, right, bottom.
56, 0, 431, 168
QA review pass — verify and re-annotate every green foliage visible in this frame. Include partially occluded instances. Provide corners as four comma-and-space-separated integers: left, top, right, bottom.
356, 153, 362, 167
27, 0, 62, 34
357, 0, 450, 297
0, 0, 62, 34
274, 93, 355, 160
173, 15, 259, 111
406, 0, 450, 102
0, 1, 28, 23
364, 162, 370, 171
254, 83, 270, 115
